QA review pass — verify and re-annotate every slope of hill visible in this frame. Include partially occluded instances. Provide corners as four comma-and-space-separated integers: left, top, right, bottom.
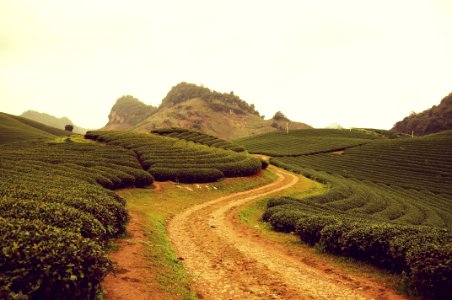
392, 92, 452, 135
103, 83, 311, 140
0, 112, 70, 144
235, 128, 378, 156
152, 128, 246, 152
21, 110, 86, 134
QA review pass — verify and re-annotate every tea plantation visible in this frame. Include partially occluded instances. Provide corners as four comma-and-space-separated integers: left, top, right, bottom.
86, 130, 263, 183
0, 139, 154, 299
240, 129, 452, 299
235, 128, 379, 156
0, 127, 265, 298
152, 128, 246, 152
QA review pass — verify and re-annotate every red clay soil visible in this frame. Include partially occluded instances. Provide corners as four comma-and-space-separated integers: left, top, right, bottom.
101, 211, 167, 300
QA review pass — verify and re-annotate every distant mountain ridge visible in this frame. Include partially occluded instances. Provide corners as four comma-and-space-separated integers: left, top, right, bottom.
21, 110, 86, 134
103, 82, 311, 140
0, 112, 70, 144
392, 92, 452, 136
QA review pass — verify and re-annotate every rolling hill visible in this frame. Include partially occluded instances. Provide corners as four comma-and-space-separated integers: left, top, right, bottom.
21, 110, 87, 134
392, 91, 452, 135
103, 82, 311, 140
0, 112, 71, 144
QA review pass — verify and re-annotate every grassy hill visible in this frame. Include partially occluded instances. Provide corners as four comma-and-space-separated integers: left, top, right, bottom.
243, 129, 452, 298
103, 83, 311, 140
0, 112, 71, 144
21, 110, 87, 134
392, 91, 452, 135
235, 128, 380, 156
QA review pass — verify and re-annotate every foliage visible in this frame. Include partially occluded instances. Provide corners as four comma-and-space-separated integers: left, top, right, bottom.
272, 111, 288, 121
149, 167, 224, 183
0, 217, 111, 300
254, 127, 452, 298
152, 128, 246, 152
272, 130, 452, 195
160, 82, 260, 116
392, 91, 452, 135
0, 137, 157, 298
86, 130, 262, 183
235, 129, 377, 156
264, 197, 452, 299
65, 124, 74, 132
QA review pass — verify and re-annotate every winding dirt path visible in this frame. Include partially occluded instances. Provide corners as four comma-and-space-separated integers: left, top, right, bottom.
168, 167, 407, 300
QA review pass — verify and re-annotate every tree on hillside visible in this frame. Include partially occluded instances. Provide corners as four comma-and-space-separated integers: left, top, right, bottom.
65, 124, 74, 132
273, 111, 288, 121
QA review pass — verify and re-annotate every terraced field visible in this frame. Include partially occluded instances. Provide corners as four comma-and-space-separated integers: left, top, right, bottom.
276, 130, 452, 195
239, 129, 452, 299
0, 138, 152, 299
235, 128, 378, 156
86, 130, 263, 183
152, 128, 246, 152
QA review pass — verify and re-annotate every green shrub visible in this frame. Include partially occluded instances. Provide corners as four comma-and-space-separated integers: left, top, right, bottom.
149, 167, 224, 183
0, 217, 111, 300
268, 210, 308, 232
0, 199, 107, 241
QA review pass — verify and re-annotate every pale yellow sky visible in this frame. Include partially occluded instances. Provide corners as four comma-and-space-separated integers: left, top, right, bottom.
1, 0, 451, 129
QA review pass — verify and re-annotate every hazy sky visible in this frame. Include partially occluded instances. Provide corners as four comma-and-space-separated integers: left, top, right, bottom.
1, 0, 451, 129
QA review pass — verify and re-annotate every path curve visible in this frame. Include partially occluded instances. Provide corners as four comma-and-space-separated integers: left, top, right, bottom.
168, 167, 407, 300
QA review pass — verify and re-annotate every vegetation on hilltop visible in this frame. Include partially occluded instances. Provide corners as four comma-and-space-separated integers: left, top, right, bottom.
21, 110, 86, 134
160, 82, 260, 116
392, 91, 452, 135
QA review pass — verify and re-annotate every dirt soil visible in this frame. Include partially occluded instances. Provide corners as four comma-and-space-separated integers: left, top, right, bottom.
168, 167, 408, 300
101, 211, 166, 300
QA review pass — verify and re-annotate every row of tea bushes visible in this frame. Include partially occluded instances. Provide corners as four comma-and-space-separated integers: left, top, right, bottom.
152, 128, 246, 152
86, 131, 262, 183
0, 139, 153, 299
235, 129, 377, 156
264, 197, 452, 299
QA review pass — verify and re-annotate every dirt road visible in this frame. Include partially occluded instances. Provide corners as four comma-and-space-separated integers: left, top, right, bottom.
168, 167, 407, 300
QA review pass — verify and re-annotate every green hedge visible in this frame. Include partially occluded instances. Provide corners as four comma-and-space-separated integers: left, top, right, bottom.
0, 199, 107, 241
0, 217, 111, 300
149, 167, 224, 183
264, 199, 452, 299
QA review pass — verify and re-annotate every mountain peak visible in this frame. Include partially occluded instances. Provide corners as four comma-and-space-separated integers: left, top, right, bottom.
160, 82, 260, 116
105, 95, 157, 130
